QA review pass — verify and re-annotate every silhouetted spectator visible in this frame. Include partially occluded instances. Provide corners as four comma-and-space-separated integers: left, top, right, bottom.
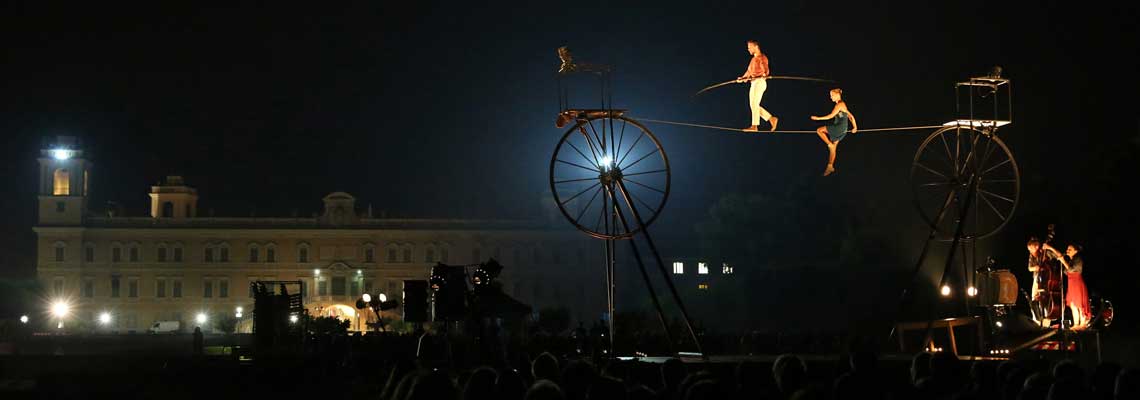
588, 375, 626, 400
772, 354, 807, 398
562, 360, 597, 400
527, 379, 566, 400
1116, 368, 1139, 400
834, 349, 885, 400
1089, 362, 1121, 400
192, 326, 204, 356
911, 352, 933, 386
677, 370, 716, 400
628, 384, 656, 400
498, 368, 529, 400
1051, 360, 1084, 386
381, 358, 417, 400
682, 379, 725, 400
408, 368, 458, 400
658, 358, 687, 400
1002, 365, 1030, 400
733, 361, 764, 400
464, 366, 498, 400
967, 361, 998, 398
1019, 372, 1053, 400
1048, 378, 1085, 400
533, 352, 561, 384
916, 351, 964, 398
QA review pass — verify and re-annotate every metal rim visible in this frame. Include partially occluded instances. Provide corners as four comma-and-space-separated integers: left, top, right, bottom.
549, 115, 670, 240
910, 125, 1020, 241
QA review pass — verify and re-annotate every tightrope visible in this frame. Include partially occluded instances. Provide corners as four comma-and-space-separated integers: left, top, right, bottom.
635, 117, 944, 134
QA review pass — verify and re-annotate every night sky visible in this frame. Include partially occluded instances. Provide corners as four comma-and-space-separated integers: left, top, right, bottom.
3, 0, 1137, 316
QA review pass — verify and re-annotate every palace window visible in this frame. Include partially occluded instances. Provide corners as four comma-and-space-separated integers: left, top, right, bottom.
248, 245, 259, 262
172, 279, 182, 298
204, 248, 214, 263
219, 246, 229, 262
157, 246, 168, 262
332, 277, 346, 296
53, 168, 70, 196
173, 246, 183, 262
673, 262, 684, 274
54, 243, 66, 262
84, 244, 95, 263
82, 279, 94, 298
298, 244, 309, 263
698, 262, 709, 275
722, 263, 734, 275
266, 245, 276, 263
219, 279, 229, 298
203, 279, 214, 298
364, 247, 375, 263
128, 278, 138, 298
387, 247, 397, 263
156, 278, 167, 298
111, 276, 121, 298
402, 246, 412, 263
112, 246, 122, 262
129, 245, 139, 262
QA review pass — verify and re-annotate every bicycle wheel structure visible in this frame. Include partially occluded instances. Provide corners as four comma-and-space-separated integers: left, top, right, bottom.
910, 125, 1020, 241
549, 111, 671, 240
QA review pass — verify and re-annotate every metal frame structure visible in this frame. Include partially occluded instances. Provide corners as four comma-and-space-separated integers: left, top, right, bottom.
550, 50, 703, 357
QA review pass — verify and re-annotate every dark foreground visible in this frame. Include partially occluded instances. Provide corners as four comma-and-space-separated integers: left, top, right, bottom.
1, 332, 1138, 400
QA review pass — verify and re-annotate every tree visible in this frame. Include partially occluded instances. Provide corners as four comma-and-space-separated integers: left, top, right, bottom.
214, 314, 238, 334
307, 315, 349, 335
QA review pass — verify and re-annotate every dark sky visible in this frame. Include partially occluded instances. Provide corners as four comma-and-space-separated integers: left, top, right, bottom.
2, 1, 1137, 285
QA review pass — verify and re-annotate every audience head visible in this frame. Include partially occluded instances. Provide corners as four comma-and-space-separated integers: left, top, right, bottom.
682, 379, 725, 400
526, 379, 566, 400
773, 354, 807, 394
497, 368, 529, 400
407, 368, 458, 400
532, 352, 561, 383
561, 360, 597, 400
911, 352, 933, 384
463, 366, 498, 400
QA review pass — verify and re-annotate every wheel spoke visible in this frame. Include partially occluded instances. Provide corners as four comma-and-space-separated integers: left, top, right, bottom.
587, 119, 608, 157
565, 141, 598, 170
615, 119, 628, 163
622, 148, 661, 171
623, 177, 666, 195
622, 169, 667, 178
938, 131, 956, 173
556, 159, 600, 173
917, 181, 955, 188
576, 127, 604, 168
574, 186, 603, 225
980, 158, 1013, 176
619, 130, 646, 167
625, 188, 660, 217
977, 188, 1015, 204
560, 182, 602, 206
555, 176, 600, 185
977, 190, 1008, 222
914, 162, 950, 179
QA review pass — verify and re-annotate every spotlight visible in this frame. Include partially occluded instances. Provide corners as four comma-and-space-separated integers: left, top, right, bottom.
356, 269, 362, 275
995, 321, 1003, 328
378, 293, 387, 303
289, 314, 299, 324
52, 149, 72, 160
195, 313, 208, 325
20, 315, 28, 324
98, 312, 112, 325
940, 285, 951, 297
51, 300, 70, 318
967, 286, 978, 297
314, 269, 321, 276
362, 293, 372, 303
236, 306, 243, 313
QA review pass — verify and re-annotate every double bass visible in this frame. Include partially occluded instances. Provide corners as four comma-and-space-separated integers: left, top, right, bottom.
1030, 224, 1064, 326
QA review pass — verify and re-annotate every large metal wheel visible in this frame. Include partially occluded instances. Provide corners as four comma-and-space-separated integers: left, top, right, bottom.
550, 112, 670, 240
910, 125, 1020, 241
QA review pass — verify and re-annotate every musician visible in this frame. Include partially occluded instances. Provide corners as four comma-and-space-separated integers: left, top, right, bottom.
1026, 237, 1061, 325
1055, 243, 1091, 329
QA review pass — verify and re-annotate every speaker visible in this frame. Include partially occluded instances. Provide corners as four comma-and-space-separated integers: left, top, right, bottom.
403, 280, 429, 323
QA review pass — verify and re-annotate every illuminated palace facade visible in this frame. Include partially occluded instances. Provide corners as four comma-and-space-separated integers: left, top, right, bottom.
33, 138, 603, 333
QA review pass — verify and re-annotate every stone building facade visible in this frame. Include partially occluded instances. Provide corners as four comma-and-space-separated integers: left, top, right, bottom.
33, 137, 604, 333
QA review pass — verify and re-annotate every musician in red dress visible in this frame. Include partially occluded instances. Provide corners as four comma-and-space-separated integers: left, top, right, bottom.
1054, 243, 1091, 329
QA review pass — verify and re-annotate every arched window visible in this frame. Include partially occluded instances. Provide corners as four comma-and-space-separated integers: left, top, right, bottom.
248, 244, 260, 262
53, 168, 70, 196
402, 245, 413, 263
172, 242, 184, 262
53, 241, 67, 262
265, 243, 277, 263
297, 242, 310, 263
424, 244, 436, 263
363, 243, 376, 263
156, 243, 168, 262
161, 202, 174, 218
386, 244, 399, 263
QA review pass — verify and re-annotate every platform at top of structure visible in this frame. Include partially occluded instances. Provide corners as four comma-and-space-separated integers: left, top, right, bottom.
958, 77, 1010, 88
943, 119, 1011, 128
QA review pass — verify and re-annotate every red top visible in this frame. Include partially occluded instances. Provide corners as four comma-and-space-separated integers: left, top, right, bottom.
743, 53, 769, 78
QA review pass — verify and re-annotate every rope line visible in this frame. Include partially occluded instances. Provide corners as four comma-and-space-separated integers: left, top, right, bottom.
635, 117, 943, 134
